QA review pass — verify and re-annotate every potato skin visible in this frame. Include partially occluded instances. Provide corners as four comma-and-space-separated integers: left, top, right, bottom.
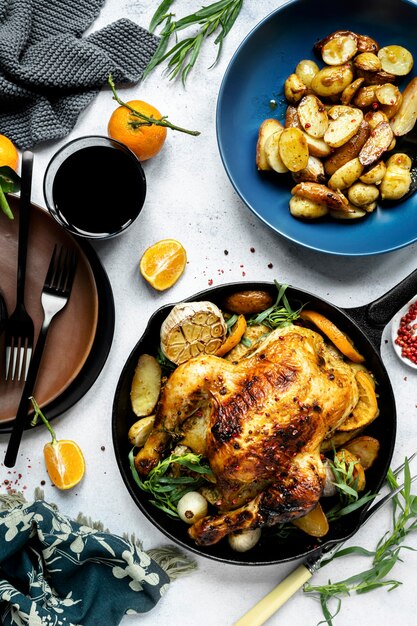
223, 290, 274, 315
324, 120, 370, 175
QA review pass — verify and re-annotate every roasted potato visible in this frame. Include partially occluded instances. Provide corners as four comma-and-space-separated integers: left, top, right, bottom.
324, 106, 363, 148
130, 354, 162, 417
353, 52, 381, 73
279, 127, 309, 171
328, 157, 364, 190
297, 94, 329, 138
264, 130, 288, 173
321, 33, 358, 66
289, 194, 329, 219
256, 118, 284, 170
329, 206, 367, 219
378, 45, 414, 76
390, 77, 417, 136
358, 121, 394, 166
359, 160, 387, 184
295, 59, 319, 87
311, 64, 354, 98
380, 152, 412, 200
222, 290, 274, 315
344, 435, 380, 470
129, 415, 156, 447
292, 156, 326, 184
291, 181, 350, 211
324, 120, 370, 175
284, 73, 308, 103
347, 181, 380, 206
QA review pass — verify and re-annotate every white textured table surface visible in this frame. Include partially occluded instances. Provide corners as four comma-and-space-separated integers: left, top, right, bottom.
1, 1, 417, 625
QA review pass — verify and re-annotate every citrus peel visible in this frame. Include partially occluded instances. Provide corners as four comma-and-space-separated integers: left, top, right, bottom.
300, 309, 365, 363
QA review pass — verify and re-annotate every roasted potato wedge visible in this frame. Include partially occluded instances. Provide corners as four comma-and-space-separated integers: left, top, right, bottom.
321, 33, 358, 65
347, 181, 380, 207
353, 52, 381, 73
380, 152, 412, 201
356, 33, 379, 54
291, 181, 350, 211
340, 77, 365, 105
298, 94, 329, 138
324, 106, 363, 148
256, 118, 284, 170
359, 160, 387, 185
289, 194, 328, 219
264, 130, 289, 173
295, 59, 319, 87
311, 64, 354, 98
292, 156, 326, 184
324, 120, 370, 175
344, 435, 380, 470
284, 73, 309, 103
359, 120, 394, 166
390, 77, 417, 136
329, 206, 367, 219
279, 127, 309, 171
130, 354, 162, 417
129, 415, 156, 448
378, 45, 414, 76
328, 157, 364, 190
223, 290, 274, 315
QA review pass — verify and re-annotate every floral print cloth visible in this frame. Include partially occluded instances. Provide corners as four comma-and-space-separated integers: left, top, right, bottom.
0, 499, 170, 625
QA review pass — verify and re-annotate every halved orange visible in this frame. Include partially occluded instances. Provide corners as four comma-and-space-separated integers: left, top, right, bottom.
216, 315, 247, 357
44, 439, 86, 490
338, 370, 379, 432
300, 309, 365, 363
140, 239, 187, 291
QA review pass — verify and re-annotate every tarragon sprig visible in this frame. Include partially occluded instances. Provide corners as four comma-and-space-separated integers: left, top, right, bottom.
129, 449, 213, 517
246, 281, 303, 330
304, 458, 417, 625
144, 0, 244, 84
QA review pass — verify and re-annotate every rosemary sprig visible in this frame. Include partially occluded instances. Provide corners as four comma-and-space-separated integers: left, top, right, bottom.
107, 74, 200, 136
246, 281, 303, 329
144, 0, 244, 84
129, 449, 213, 517
304, 458, 417, 625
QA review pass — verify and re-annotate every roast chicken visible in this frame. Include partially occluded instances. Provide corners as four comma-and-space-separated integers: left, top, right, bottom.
135, 324, 360, 546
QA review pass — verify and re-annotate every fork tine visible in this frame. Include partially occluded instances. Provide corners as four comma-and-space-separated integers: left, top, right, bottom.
44, 244, 58, 289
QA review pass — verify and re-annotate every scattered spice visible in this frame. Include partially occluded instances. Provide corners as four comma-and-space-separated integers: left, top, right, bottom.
224, 250, 229, 255
250, 247, 255, 253
101, 446, 106, 451
395, 300, 417, 365
268, 263, 273, 269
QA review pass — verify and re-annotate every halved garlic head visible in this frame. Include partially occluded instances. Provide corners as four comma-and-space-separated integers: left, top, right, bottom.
160, 301, 227, 365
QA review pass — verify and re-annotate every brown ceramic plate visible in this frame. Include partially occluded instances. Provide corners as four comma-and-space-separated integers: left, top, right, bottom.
0, 196, 99, 427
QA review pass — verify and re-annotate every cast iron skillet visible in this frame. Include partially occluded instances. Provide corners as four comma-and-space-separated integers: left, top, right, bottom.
112, 270, 417, 566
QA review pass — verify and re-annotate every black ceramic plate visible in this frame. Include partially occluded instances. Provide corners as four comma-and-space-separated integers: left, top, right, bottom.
112, 281, 396, 566
0, 235, 114, 432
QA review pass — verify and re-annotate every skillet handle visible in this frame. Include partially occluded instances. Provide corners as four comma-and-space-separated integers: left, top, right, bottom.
233, 564, 312, 626
344, 268, 417, 351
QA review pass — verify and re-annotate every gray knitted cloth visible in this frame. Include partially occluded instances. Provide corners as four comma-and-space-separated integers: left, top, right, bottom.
0, 0, 159, 150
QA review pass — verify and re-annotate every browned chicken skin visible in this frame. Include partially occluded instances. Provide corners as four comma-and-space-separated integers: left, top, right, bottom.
135, 324, 359, 546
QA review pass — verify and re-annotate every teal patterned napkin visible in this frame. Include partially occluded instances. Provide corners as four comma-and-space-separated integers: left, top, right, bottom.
0, 494, 195, 626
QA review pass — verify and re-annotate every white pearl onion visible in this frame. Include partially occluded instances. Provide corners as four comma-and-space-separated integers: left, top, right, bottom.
228, 528, 262, 552
177, 491, 208, 524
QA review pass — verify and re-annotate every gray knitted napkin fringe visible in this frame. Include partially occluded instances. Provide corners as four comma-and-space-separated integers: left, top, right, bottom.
0, 0, 160, 150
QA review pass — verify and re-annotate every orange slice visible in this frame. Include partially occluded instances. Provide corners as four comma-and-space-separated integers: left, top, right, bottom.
44, 440, 86, 490
292, 502, 329, 537
338, 370, 379, 431
140, 239, 187, 291
300, 309, 365, 363
216, 314, 247, 357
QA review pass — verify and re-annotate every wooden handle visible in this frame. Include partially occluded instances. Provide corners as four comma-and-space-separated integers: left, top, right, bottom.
233, 564, 312, 626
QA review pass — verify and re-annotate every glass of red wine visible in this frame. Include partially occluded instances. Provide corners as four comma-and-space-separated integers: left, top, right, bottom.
44, 136, 147, 239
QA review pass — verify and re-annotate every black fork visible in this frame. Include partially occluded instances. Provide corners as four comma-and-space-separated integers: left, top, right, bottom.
4, 245, 78, 467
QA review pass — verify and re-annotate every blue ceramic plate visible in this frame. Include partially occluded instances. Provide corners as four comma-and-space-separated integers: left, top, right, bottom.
216, 0, 417, 256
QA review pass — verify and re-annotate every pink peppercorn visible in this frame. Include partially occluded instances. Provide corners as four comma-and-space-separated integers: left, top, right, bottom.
395, 301, 417, 365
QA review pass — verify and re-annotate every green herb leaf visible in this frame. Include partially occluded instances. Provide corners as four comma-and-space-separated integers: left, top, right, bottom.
144, 0, 244, 83
129, 449, 212, 517
0, 166, 20, 219
304, 457, 417, 624
246, 281, 303, 329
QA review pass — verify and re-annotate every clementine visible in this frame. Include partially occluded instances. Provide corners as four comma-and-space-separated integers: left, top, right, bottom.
0, 134, 19, 171
108, 100, 167, 161
140, 239, 187, 291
